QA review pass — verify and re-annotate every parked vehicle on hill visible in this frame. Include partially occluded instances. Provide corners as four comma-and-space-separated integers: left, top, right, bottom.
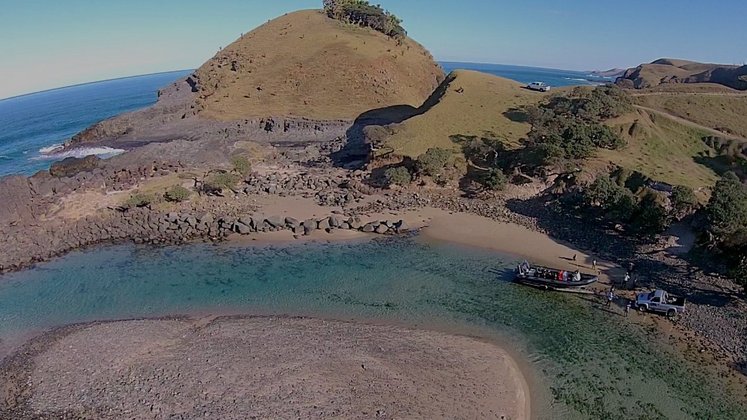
634, 289, 686, 317
527, 81, 551, 92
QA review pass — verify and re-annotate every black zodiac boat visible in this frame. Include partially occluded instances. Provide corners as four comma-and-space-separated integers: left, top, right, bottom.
515, 261, 598, 289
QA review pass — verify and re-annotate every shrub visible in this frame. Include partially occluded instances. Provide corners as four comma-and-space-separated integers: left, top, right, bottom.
230, 155, 252, 176
384, 166, 412, 186
123, 192, 155, 209
164, 185, 191, 203
481, 169, 508, 191
203, 172, 241, 194
416, 148, 452, 177
670, 185, 698, 218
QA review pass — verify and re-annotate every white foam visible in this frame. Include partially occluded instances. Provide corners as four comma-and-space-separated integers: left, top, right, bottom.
38, 143, 64, 154
32, 146, 126, 161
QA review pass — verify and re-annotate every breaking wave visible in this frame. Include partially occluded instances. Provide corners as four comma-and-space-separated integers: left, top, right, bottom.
33, 145, 125, 160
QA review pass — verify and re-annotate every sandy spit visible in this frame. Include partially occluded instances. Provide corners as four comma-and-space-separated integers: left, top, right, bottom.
0, 316, 530, 420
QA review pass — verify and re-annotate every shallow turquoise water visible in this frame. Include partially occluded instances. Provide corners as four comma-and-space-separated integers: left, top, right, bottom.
0, 238, 744, 419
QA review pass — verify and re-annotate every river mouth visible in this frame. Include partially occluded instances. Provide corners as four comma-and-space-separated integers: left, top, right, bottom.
0, 237, 745, 419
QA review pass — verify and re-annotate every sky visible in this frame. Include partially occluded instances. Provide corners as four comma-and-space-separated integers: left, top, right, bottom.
1, 0, 746, 99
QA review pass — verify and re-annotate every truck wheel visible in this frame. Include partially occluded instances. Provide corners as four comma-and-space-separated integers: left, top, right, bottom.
667, 309, 676, 318
639, 305, 647, 312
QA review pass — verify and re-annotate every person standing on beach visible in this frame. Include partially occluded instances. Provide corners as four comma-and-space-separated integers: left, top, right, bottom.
606, 289, 614, 307
625, 300, 631, 316
592, 259, 598, 273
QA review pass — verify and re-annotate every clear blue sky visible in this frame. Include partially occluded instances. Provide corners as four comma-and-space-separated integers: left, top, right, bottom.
2, 0, 746, 99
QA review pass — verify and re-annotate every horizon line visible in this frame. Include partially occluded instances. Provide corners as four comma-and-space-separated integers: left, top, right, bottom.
1, 60, 617, 102
0, 69, 195, 103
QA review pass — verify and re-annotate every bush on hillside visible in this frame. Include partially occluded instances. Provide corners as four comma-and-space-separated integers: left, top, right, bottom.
202, 172, 241, 194
230, 155, 252, 176
480, 169, 508, 191
416, 148, 452, 177
670, 185, 698, 219
164, 185, 191, 203
123, 192, 155, 209
384, 166, 412, 186
323, 0, 406, 39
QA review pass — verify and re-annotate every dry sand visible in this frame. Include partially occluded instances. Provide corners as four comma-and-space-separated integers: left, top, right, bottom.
1, 317, 530, 420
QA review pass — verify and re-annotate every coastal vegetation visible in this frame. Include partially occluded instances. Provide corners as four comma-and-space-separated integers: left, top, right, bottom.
164, 185, 191, 203
122, 192, 156, 209
323, 0, 406, 39
384, 166, 412, 186
702, 172, 747, 289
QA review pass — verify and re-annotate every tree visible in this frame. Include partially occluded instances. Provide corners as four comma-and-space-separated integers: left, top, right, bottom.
585, 175, 638, 223
632, 192, 670, 234
706, 172, 747, 237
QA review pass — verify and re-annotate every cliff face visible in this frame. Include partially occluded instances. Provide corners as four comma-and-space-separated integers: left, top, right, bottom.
616, 58, 747, 90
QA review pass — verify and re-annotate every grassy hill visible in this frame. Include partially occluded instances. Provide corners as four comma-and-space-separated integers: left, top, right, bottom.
369, 70, 726, 191
634, 92, 747, 139
368, 70, 545, 158
192, 10, 444, 121
591, 108, 719, 191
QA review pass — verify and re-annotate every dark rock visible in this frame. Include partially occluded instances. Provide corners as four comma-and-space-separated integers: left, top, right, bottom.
49, 155, 101, 178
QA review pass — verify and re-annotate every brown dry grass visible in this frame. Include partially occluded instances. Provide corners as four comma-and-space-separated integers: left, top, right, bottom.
379, 70, 544, 158
194, 10, 443, 121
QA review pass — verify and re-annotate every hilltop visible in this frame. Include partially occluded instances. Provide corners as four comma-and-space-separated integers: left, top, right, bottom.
616, 58, 747, 91
65, 8, 444, 150
192, 10, 443, 121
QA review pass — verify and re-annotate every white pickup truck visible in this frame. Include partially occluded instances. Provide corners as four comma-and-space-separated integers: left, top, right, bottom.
527, 81, 551, 92
635, 289, 686, 318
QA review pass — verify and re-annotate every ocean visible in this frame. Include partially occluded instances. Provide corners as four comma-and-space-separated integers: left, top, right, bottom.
0, 63, 612, 178
0, 70, 192, 177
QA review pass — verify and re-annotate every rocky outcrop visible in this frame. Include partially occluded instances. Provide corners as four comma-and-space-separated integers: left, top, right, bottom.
49, 156, 101, 178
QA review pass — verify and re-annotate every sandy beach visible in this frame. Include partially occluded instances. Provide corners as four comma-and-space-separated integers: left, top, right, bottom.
1, 316, 530, 420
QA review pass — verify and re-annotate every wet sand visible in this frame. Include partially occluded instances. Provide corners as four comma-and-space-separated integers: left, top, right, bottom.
1, 316, 530, 420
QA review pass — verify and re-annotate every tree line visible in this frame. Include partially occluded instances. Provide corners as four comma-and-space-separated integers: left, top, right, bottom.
323, 0, 406, 39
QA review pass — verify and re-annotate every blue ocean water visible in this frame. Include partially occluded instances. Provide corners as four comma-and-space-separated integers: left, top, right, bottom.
0, 237, 743, 419
0, 70, 191, 177
0, 64, 610, 178
441, 62, 613, 87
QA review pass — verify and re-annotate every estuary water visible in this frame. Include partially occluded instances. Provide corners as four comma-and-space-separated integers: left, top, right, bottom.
0, 237, 744, 419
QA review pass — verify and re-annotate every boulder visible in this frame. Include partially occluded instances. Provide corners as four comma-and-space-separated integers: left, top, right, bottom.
329, 215, 343, 228
285, 217, 300, 229
362, 223, 376, 233
318, 217, 332, 230
375, 224, 389, 234
395, 220, 409, 233
198, 212, 214, 225
236, 223, 253, 235
238, 216, 255, 229
266, 216, 285, 229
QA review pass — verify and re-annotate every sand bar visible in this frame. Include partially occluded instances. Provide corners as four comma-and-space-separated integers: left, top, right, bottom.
1, 316, 530, 419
